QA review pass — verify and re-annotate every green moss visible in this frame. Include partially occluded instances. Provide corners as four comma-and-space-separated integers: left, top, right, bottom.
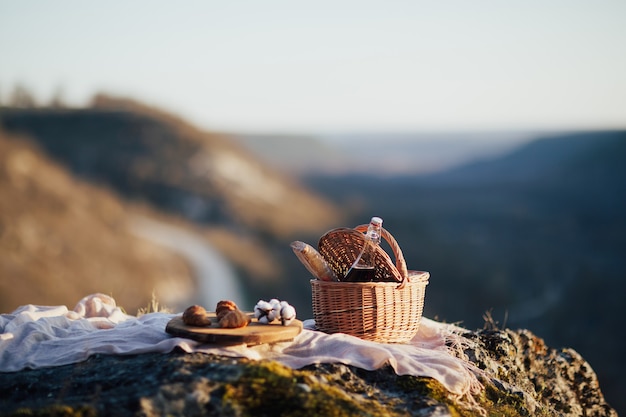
481, 383, 529, 417
221, 360, 397, 417
6, 405, 97, 417
479, 381, 552, 417
396, 375, 554, 417
397, 376, 463, 416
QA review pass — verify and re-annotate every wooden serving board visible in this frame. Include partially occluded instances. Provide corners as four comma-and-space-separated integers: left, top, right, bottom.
165, 312, 302, 346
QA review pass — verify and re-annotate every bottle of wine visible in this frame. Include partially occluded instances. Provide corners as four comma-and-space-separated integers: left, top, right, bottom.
343, 216, 383, 282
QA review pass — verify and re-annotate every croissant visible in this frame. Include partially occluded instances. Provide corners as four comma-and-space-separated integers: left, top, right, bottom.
216, 300, 238, 321
182, 305, 212, 327
218, 309, 251, 329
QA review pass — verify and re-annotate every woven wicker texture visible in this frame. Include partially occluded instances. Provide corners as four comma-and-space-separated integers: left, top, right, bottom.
318, 227, 405, 284
312, 224, 429, 343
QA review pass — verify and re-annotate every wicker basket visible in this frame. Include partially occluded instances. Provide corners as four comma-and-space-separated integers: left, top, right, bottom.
311, 224, 429, 343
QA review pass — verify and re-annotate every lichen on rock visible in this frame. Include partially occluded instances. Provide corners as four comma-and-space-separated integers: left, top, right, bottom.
0, 324, 617, 416
455, 327, 617, 417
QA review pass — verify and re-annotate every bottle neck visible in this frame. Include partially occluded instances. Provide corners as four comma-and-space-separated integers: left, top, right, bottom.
343, 217, 384, 282
356, 223, 381, 267
365, 224, 381, 245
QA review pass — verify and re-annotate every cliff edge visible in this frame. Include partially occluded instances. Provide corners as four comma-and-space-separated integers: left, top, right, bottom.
0, 324, 616, 417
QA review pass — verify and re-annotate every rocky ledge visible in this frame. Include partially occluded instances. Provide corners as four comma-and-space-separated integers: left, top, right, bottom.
0, 325, 616, 417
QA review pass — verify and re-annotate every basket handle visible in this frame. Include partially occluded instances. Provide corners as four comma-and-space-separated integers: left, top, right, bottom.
354, 224, 409, 289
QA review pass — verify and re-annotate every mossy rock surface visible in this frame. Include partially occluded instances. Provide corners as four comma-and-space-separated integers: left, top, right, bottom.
0, 326, 617, 416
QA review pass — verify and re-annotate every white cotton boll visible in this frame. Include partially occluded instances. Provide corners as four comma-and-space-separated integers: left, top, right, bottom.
256, 299, 295, 325
281, 304, 296, 326
263, 299, 280, 322
254, 300, 272, 319
257, 300, 272, 310
267, 308, 279, 322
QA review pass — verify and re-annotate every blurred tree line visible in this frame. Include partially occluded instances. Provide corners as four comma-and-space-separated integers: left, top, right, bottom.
0, 83, 67, 109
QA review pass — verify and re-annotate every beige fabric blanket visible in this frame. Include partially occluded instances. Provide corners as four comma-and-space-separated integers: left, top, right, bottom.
0, 294, 482, 403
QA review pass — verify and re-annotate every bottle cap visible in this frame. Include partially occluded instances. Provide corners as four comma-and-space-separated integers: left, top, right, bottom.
370, 216, 383, 226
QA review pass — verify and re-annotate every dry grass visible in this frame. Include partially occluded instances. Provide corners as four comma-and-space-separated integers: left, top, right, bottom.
137, 291, 173, 316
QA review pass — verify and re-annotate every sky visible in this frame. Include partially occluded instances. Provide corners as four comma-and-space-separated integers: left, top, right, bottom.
1, 1, 625, 134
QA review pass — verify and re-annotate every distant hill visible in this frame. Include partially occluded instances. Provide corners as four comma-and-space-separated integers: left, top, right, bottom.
233, 131, 536, 176
426, 130, 626, 187
1, 96, 340, 239
232, 133, 351, 175
0, 130, 194, 313
0, 97, 344, 317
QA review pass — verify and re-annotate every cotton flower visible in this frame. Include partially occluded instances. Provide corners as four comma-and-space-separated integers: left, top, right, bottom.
254, 300, 272, 320
280, 304, 296, 326
254, 299, 297, 326
267, 299, 281, 322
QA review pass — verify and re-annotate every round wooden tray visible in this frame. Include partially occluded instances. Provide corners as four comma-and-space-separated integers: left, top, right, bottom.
166, 312, 302, 346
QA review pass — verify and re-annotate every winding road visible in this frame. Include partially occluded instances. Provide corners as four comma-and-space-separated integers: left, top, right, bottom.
130, 216, 245, 310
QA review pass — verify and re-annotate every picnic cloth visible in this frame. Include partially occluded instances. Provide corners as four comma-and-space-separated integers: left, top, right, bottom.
0, 294, 483, 403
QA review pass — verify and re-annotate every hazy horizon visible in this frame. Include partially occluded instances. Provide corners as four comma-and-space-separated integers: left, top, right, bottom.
233, 128, 570, 176
1, 1, 625, 135
2, 96, 611, 175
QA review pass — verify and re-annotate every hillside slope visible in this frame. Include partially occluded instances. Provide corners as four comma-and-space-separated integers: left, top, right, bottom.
0, 130, 194, 313
427, 130, 626, 187
0, 98, 345, 318
1, 96, 340, 239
